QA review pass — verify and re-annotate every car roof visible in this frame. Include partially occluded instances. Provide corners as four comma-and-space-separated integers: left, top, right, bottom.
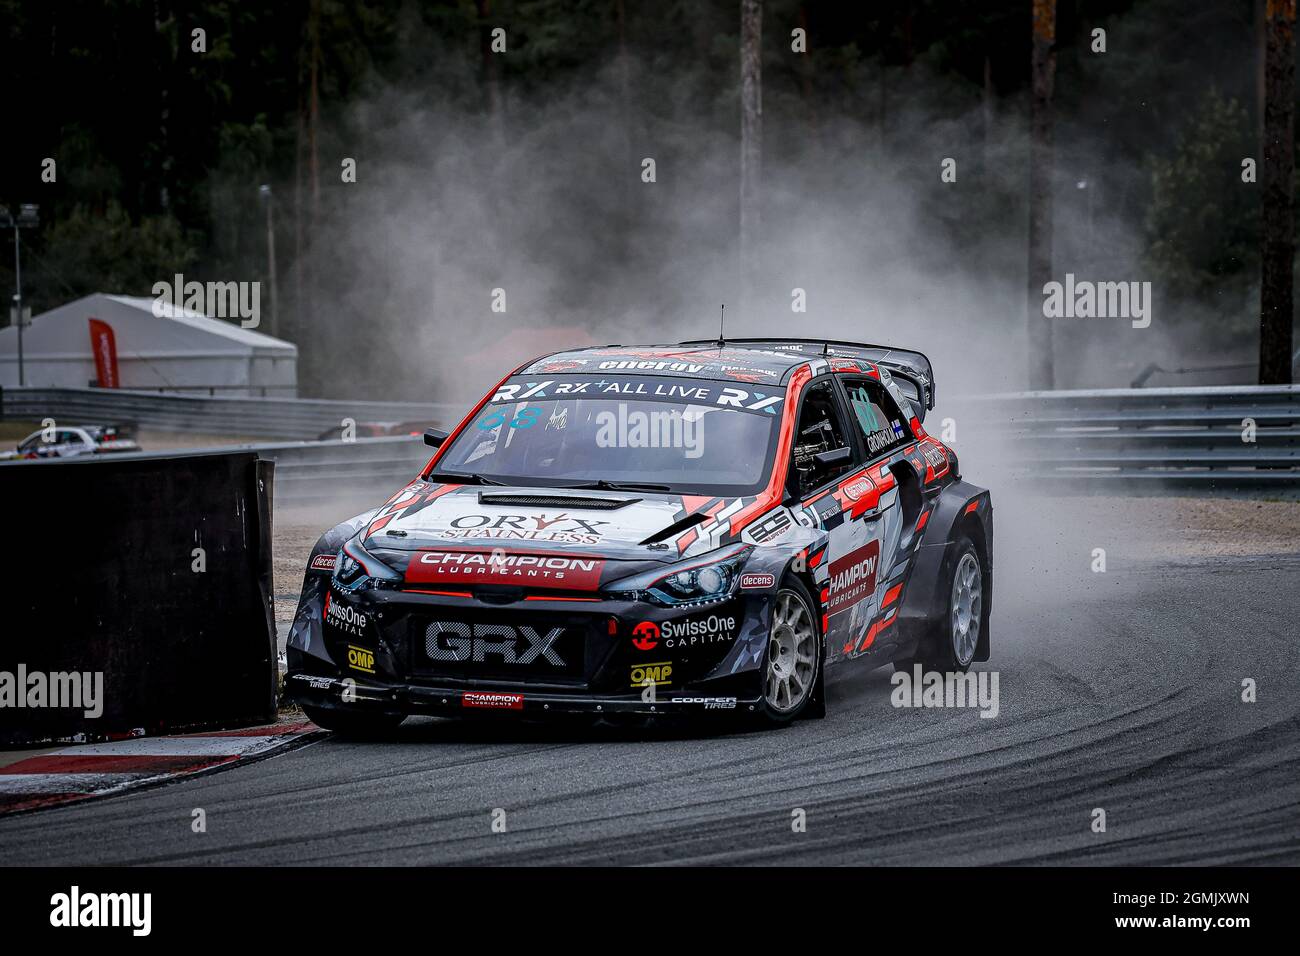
514, 343, 816, 386
514, 338, 934, 403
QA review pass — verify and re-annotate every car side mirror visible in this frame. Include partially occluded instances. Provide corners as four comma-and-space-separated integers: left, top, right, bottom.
813, 446, 851, 467
423, 428, 448, 448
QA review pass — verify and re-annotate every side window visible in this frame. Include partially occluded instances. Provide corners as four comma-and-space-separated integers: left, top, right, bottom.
791, 379, 855, 497
842, 376, 913, 460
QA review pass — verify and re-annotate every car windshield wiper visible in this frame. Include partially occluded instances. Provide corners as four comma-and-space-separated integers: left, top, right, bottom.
425, 471, 507, 486
569, 479, 674, 492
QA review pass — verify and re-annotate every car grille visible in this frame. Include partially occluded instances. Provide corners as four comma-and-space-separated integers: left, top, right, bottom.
408, 611, 597, 684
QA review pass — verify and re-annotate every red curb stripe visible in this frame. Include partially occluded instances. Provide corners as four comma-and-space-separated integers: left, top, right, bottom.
182, 721, 315, 738
0, 792, 91, 813
1, 754, 235, 775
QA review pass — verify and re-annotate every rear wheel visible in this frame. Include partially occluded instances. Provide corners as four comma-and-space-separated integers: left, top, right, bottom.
302, 704, 405, 739
759, 580, 824, 724
893, 535, 982, 673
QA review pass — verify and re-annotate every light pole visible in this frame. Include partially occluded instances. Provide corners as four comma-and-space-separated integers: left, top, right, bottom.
1, 204, 40, 386
259, 185, 278, 338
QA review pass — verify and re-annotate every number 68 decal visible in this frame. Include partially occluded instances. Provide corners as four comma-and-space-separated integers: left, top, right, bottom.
477, 407, 542, 430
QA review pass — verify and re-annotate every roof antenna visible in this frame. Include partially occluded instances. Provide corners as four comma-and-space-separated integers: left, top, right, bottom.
716, 304, 726, 348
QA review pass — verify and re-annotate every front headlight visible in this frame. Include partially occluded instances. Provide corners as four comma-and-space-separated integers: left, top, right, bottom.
333, 537, 400, 590
604, 545, 751, 607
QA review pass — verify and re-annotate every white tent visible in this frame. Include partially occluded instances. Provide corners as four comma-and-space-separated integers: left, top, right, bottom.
0, 293, 297, 396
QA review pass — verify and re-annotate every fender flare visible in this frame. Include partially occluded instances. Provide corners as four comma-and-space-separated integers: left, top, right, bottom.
896, 479, 993, 662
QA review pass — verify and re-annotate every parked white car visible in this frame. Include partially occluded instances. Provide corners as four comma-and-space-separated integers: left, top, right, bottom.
4, 424, 141, 461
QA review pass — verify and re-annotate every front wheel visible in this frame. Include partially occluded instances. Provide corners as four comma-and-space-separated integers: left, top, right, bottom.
758, 579, 824, 725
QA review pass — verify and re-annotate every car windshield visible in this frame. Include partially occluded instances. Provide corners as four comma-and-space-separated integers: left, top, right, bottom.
432, 375, 784, 495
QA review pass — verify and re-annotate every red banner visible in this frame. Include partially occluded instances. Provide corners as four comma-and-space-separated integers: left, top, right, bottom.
88, 318, 120, 389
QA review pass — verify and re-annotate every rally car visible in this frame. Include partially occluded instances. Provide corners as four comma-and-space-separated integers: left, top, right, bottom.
286, 338, 992, 734
3, 424, 140, 461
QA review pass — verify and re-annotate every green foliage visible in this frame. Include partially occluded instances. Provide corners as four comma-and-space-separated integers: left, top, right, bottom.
1145, 88, 1259, 322
40, 202, 199, 300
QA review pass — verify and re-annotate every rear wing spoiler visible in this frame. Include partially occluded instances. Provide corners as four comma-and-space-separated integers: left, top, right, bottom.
680, 337, 936, 420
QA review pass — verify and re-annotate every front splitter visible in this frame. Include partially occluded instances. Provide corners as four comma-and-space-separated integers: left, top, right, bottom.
286, 673, 759, 719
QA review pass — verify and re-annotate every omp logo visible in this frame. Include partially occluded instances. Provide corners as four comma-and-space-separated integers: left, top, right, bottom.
631, 621, 660, 651
463, 691, 524, 710
630, 661, 672, 688
311, 553, 337, 571
827, 540, 880, 615
740, 572, 775, 589
426, 622, 567, 667
324, 592, 368, 635
50, 885, 151, 936
660, 614, 736, 648
346, 644, 375, 674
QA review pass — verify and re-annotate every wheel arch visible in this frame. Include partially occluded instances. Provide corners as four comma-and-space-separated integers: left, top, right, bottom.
954, 509, 993, 662
895, 479, 993, 662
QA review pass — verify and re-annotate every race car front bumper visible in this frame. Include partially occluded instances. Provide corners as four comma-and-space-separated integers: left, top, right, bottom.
285, 574, 773, 720
286, 673, 760, 720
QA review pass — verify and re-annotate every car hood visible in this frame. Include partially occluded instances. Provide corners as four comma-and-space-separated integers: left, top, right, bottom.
361, 481, 739, 564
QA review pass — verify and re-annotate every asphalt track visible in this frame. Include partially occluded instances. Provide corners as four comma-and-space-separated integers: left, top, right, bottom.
1, 497, 1297, 865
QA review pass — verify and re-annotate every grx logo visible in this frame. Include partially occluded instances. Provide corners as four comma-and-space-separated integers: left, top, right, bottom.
425, 622, 566, 666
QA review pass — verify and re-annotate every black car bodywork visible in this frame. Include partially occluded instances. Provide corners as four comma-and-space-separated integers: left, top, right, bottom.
286, 339, 992, 725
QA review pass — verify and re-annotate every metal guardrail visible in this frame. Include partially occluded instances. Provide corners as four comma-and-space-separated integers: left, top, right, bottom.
5, 385, 1296, 492
0, 435, 433, 505
253, 436, 432, 502
969, 385, 1299, 483
0, 386, 464, 440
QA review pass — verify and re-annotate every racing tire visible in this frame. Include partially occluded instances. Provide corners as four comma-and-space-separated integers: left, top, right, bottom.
302, 704, 405, 739
757, 577, 825, 726
894, 534, 982, 674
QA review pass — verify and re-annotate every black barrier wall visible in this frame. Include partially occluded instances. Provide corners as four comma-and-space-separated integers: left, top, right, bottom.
0, 452, 277, 744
